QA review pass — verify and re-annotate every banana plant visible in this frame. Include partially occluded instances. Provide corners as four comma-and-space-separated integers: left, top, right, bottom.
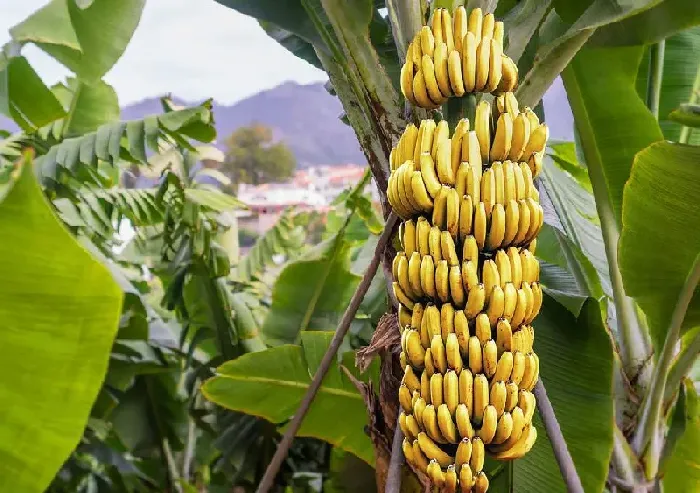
205, 1, 700, 492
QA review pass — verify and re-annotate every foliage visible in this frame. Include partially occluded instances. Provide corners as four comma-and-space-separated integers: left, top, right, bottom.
222, 123, 297, 186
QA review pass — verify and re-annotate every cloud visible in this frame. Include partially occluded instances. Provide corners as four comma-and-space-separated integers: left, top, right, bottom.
0, 0, 328, 105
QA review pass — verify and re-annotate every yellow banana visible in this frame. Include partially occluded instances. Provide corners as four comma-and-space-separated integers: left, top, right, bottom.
437, 403, 459, 443
462, 259, 479, 292
412, 34, 423, 66
414, 394, 428, 425
521, 281, 535, 325
421, 368, 432, 402
526, 199, 543, 242
475, 101, 491, 162
521, 353, 539, 391
452, 120, 470, 178
474, 471, 490, 493
424, 304, 441, 341
400, 162, 421, 213
494, 350, 514, 382
486, 38, 503, 93
513, 199, 531, 245
481, 168, 495, 215
411, 171, 435, 212
458, 369, 474, 417
528, 237, 538, 254
444, 368, 460, 413
503, 160, 517, 203
422, 405, 446, 444
475, 38, 491, 92
491, 113, 512, 163
529, 150, 544, 177
449, 265, 466, 307
473, 202, 487, 250
530, 282, 543, 322
463, 131, 483, 177
470, 436, 485, 473
431, 8, 444, 44
468, 336, 484, 375
487, 203, 506, 251
505, 382, 519, 412
437, 137, 455, 185
424, 348, 435, 378
420, 25, 435, 57
468, 7, 483, 42
436, 260, 450, 304
454, 6, 468, 54
433, 120, 450, 159
432, 186, 449, 230
491, 424, 537, 460
393, 282, 415, 310
402, 218, 416, 255
483, 339, 498, 378
459, 463, 474, 493
494, 250, 512, 286
481, 12, 495, 39
459, 194, 474, 241
490, 381, 507, 416
402, 437, 416, 466
400, 123, 419, 164
494, 21, 504, 46
400, 350, 407, 369
508, 247, 523, 288
513, 159, 527, 200
511, 352, 526, 386
492, 411, 513, 445
503, 283, 518, 321
503, 199, 520, 245
420, 152, 442, 198
405, 329, 425, 370
397, 254, 416, 301
413, 70, 439, 109
456, 405, 475, 441
393, 167, 412, 216
398, 302, 411, 330
496, 55, 518, 94
440, 303, 455, 341
462, 31, 478, 93
492, 161, 505, 205
441, 8, 454, 52
520, 249, 536, 284
499, 406, 526, 450
400, 61, 416, 106
474, 313, 491, 344
427, 460, 446, 486
523, 122, 549, 158
445, 465, 458, 493
408, 252, 424, 298
416, 119, 436, 163
462, 235, 479, 262
448, 50, 465, 96
429, 225, 443, 261
412, 438, 430, 471
454, 310, 469, 355
495, 318, 513, 355
405, 413, 421, 440
432, 335, 448, 375
403, 364, 421, 393
487, 285, 505, 326
417, 432, 453, 467
434, 42, 452, 98
519, 161, 534, 199
519, 390, 536, 423
399, 384, 413, 413
420, 254, 437, 298
479, 405, 498, 444
509, 112, 531, 162
465, 283, 486, 318
455, 162, 469, 199
440, 231, 459, 266
416, 216, 431, 256
482, 259, 500, 301
446, 187, 460, 238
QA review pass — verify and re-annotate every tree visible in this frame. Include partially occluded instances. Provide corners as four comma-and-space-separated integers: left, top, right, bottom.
223, 123, 296, 186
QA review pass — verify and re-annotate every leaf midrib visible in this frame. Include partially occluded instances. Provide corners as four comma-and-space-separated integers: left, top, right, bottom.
212, 373, 362, 400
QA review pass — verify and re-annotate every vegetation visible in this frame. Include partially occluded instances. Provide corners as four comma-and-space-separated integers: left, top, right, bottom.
0, 0, 699, 493
223, 124, 297, 187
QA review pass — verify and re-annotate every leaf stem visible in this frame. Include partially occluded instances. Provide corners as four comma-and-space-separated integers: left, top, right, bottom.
632, 253, 700, 476
386, 415, 405, 493
679, 62, 700, 144
255, 212, 399, 493
664, 329, 700, 405
645, 41, 666, 120
533, 380, 585, 493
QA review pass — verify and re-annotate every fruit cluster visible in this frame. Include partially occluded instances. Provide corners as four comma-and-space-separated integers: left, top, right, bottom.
401, 7, 519, 109
389, 9, 546, 491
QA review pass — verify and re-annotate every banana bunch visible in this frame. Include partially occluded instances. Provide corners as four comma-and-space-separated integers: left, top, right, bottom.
401, 7, 518, 108
390, 8, 546, 492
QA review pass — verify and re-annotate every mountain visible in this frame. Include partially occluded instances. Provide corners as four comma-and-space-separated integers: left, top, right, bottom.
0, 80, 574, 167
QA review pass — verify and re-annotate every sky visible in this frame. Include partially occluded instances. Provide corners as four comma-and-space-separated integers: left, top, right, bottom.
0, 0, 329, 105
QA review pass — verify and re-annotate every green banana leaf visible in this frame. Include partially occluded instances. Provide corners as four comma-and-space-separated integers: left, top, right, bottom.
619, 141, 700, 349
201, 331, 376, 464
10, 0, 145, 80
53, 78, 120, 137
0, 153, 122, 492
515, 297, 614, 493
661, 380, 700, 491
262, 224, 361, 346
561, 45, 663, 226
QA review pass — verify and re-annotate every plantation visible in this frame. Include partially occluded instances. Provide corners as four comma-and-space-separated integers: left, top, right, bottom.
0, 0, 699, 492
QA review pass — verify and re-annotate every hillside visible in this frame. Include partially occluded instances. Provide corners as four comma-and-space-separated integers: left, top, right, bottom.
0, 80, 574, 167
